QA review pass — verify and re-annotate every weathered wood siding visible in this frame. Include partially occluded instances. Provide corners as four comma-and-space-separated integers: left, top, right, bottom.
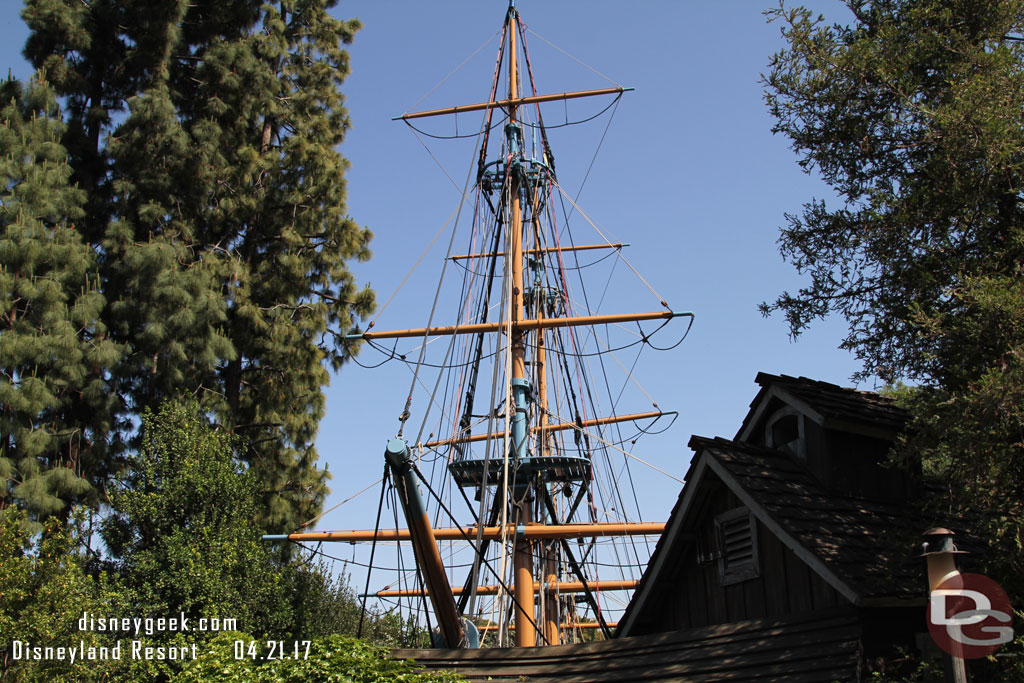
633, 488, 844, 635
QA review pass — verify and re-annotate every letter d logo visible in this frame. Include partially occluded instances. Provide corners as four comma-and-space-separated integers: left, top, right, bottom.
927, 573, 1014, 659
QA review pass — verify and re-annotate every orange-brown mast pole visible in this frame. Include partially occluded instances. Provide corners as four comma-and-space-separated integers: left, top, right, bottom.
529, 193, 561, 646
480, 621, 617, 632
395, 87, 631, 121
449, 242, 627, 261
383, 439, 466, 647
505, 6, 537, 648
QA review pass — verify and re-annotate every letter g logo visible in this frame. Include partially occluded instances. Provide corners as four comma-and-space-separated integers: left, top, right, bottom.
927, 574, 1014, 658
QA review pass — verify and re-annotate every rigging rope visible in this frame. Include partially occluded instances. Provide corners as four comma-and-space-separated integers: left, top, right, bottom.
395, 112, 489, 439
411, 462, 551, 646
370, 203, 463, 325
518, 93, 622, 132
563, 94, 621, 224
552, 179, 671, 307
404, 29, 502, 113
408, 126, 466, 192
358, 466, 390, 639
298, 476, 385, 530
404, 117, 505, 141
524, 28, 624, 88
546, 407, 684, 484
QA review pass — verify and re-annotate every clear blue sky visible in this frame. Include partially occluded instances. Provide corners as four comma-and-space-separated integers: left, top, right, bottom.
1, 1, 863, 617
317, 0, 861, 538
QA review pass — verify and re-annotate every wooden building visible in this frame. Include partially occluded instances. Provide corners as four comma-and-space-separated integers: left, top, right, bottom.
395, 374, 935, 681
617, 373, 930, 679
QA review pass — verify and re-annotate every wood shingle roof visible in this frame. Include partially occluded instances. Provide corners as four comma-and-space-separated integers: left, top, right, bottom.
395, 609, 861, 681
691, 435, 924, 603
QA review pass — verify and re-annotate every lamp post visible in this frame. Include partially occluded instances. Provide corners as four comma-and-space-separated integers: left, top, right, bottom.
921, 528, 969, 683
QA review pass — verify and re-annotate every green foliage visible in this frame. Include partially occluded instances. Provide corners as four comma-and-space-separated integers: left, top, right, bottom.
172, 632, 462, 683
762, 0, 1024, 385
2, 402, 433, 682
0, 75, 120, 519
865, 645, 945, 681
101, 399, 294, 643
20, 0, 376, 531
0, 506, 117, 682
765, 2, 1024, 678
281, 562, 414, 647
88, 400, 418, 680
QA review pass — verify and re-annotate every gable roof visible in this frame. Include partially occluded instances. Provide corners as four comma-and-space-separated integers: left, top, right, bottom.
694, 436, 924, 601
619, 434, 925, 636
737, 373, 909, 442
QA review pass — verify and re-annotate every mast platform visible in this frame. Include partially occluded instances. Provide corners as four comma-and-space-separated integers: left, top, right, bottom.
449, 454, 590, 487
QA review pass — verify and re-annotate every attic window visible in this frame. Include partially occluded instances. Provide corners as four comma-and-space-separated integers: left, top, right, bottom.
766, 409, 805, 459
715, 507, 759, 585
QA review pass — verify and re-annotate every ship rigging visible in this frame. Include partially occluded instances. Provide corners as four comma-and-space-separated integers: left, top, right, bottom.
266, 1, 693, 649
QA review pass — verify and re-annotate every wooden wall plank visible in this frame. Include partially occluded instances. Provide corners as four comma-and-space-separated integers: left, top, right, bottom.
783, 542, 814, 614
759, 524, 790, 618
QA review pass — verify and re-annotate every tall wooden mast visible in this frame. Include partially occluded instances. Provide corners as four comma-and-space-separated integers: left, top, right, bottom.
266, 1, 695, 649
503, 1, 538, 647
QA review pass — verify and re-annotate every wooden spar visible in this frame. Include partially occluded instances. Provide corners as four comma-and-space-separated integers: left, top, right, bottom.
384, 440, 465, 647
422, 410, 672, 448
507, 16, 536, 648
265, 522, 665, 543
393, 87, 632, 121
479, 622, 616, 631
449, 243, 627, 261
346, 310, 693, 341
368, 579, 639, 598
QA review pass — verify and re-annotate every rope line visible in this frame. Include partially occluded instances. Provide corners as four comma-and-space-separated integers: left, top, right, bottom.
404, 29, 502, 113
552, 179, 670, 307
525, 28, 624, 87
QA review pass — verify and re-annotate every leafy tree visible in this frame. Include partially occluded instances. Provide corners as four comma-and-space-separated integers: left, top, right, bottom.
763, 1, 1024, 677
101, 399, 294, 642
762, 0, 1024, 386
0, 507, 116, 682
283, 561, 413, 646
21, 0, 375, 531
100, 401, 411, 671
0, 75, 120, 519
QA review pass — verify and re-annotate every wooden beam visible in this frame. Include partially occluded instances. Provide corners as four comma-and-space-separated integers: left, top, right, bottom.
478, 621, 616, 631
394, 87, 632, 121
423, 410, 670, 448
346, 310, 691, 342
449, 243, 626, 262
266, 522, 665, 543
368, 579, 638, 598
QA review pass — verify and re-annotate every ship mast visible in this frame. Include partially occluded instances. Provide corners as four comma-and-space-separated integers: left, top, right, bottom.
266, 1, 694, 649
503, 1, 538, 647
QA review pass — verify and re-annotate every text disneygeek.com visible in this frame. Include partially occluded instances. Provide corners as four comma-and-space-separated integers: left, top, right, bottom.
9, 611, 245, 663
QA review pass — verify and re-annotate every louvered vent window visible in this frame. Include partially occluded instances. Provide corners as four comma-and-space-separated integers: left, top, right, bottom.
714, 507, 760, 585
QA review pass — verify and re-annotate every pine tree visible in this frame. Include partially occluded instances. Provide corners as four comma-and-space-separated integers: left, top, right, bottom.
0, 76, 119, 519
21, 0, 375, 530
764, 4, 1024, 674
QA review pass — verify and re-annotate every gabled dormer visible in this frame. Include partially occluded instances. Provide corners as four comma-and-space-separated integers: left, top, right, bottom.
735, 373, 915, 502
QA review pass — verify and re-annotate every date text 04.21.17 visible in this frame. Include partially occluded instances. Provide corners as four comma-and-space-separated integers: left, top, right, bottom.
233, 640, 311, 661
